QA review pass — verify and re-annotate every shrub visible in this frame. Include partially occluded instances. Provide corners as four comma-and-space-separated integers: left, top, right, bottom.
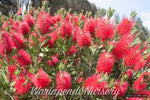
0, 7, 149, 100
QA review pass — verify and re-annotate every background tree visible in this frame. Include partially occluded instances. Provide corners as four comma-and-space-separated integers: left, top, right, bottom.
95, 8, 106, 18
134, 17, 150, 41
0, 0, 19, 15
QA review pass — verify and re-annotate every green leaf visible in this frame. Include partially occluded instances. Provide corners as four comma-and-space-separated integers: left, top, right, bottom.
10, 81, 16, 87
0, 69, 9, 84
32, 35, 39, 49
130, 11, 137, 19
0, 60, 6, 67
107, 7, 115, 20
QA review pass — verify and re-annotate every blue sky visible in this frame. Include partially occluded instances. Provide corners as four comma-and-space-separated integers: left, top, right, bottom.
88, 0, 150, 30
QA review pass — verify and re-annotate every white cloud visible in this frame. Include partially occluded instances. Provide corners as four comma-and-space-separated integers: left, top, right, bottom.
140, 12, 150, 30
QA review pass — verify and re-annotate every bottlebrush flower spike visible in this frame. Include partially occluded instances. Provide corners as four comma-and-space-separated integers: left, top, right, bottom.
72, 26, 81, 41
11, 21, 22, 33
115, 81, 129, 97
59, 22, 73, 38
16, 49, 31, 66
96, 52, 114, 74
66, 45, 77, 56
116, 18, 134, 35
77, 32, 91, 47
3, 32, 16, 53
78, 77, 84, 84
113, 34, 134, 60
42, 36, 54, 48
14, 76, 32, 95
1, 21, 9, 31
56, 71, 71, 91
51, 15, 61, 24
133, 72, 150, 91
84, 74, 108, 95
0, 40, 4, 56
133, 59, 147, 71
9, 18, 13, 24
47, 55, 59, 67
48, 31, 58, 41
24, 14, 34, 26
12, 32, 25, 49
8, 65, 16, 81
123, 45, 142, 67
72, 15, 79, 24
37, 11, 51, 34
125, 69, 133, 79
96, 19, 115, 41
20, 21, 30, 35
29, 69, 51, 88
83, 18, 97, 34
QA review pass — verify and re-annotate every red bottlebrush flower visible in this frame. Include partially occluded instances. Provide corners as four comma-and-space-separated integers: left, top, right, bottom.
42, 36, 54, 48
72, 15, 79, 24
116, 18, 134, 35
96, 52, 114, 74
14, 77, 32, 95
51, 15, 61, 24
133, 59, 147, 71
78, 77, 84, 87
3, 32, 16, 53
113, 34, 134, 60
15, 97, 19, 100
123, 45, 142, 67
84, 74, 108, 95
56, 71, 71, 91
9, 18, 13, 24
96, 19, 115, 41
49, 31, 58, 41
8, 65, 16, 80
115, 81, 128, 97
65, 13, 72, 22
16, 49, 31, 66
147, 55, 150, 62
66, 45, 77, 56
78, 77, 84, 84
24, 14, 34, 26
1, 21, 9, 31
83, 18, 97, 34
20, 21, 30, 35
0, 40, 4, 56
29, 69, 51, 88
133, 72, 150, 91
11, 21, 22, 33
59, 22, 73, 38
47, 55, 59, 67
72, 26, 81, 41
77, 33, 91, 47
12, 32, 25, 49
125, 69, 133, 79
45, 39, 54, 48
37, 11, 51, 34
81, 15, 85, 20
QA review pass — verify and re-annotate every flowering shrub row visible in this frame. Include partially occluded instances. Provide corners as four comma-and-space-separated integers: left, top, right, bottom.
0, 8, 150, 100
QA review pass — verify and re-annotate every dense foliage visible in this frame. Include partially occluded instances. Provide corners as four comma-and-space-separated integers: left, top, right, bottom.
0, 6, 150, 100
